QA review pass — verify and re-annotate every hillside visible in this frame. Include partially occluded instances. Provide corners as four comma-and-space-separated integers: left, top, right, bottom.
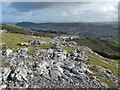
1, 32, 120, 88
1, 24, 67, 38
0, 24, 120, 89
73, 37, 120, 59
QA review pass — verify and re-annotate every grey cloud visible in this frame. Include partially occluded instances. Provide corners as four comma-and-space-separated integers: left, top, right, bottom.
9, 2, 85, 12
3, 2, 117, 22
9, 2, 56, 12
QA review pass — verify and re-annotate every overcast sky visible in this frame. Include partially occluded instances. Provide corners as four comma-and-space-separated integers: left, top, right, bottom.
1, 2, 118, 23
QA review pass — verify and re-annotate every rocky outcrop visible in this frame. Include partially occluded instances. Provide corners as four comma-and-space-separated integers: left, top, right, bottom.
28, 40, 48, 45
0, 40, 118, 89
2, 49, 12, 57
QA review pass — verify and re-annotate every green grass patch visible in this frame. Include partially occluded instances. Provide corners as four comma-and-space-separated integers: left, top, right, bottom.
61, 47, 74, 52
2, 32, 54, 54
89, 65, 99, 73
86, 51, 119, 76
2, 32, 45, 50
39, 44, 54, 49
27, 47, 36, 55
99, 79, 114, 87
89, 58, 119, 75
73, 37, 120, 59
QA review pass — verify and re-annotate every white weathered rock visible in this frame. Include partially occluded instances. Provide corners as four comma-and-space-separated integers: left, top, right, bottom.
0, 68, 11, 81
47, 49, 54, 54
115, 64, 120, 68
50, 68, 62, 80
57, 66, 63, 74
17, 48, 28, 58
71, 68, 80, 74
0, 84, 7, 90
101, 82, 109, 88
20, 42, 29, 46
18, 68, 28, 82
2, 49, 12, 57
57, 53, 67, 60
29, 40, 41, 45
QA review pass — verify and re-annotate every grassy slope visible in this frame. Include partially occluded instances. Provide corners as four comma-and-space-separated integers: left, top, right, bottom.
1, 24, 119, 88
85, 50, 120, 87
61, 46, 75, 52
2, 32, 54, 54
1, 32, 120, 88
73, 37, 120, 59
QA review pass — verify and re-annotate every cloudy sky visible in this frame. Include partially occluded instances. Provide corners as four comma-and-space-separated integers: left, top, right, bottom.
1, 2, 118, 23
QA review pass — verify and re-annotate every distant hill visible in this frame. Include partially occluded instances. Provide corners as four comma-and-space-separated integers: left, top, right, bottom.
16, 22, 118, 40
1, 24, 67, 38
16, 22, 48, 30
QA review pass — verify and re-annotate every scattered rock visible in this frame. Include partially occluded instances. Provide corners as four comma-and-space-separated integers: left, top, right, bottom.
105, 69, 112, 74
20, 42, 29, 46
0, 38, 118, 88
0, 84, 7, 90
2, 49, 12, 57
17, 48, 28, 58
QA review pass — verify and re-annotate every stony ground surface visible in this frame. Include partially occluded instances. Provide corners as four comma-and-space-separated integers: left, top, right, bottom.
0, 34, 119, 89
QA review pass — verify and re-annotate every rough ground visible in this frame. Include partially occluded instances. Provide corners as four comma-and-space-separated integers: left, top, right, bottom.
0, 32, 119, 89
